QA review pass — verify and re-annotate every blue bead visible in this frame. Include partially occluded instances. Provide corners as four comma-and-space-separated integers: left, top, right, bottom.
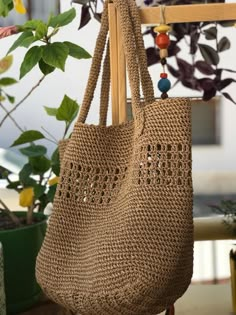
158, 78, 171, 93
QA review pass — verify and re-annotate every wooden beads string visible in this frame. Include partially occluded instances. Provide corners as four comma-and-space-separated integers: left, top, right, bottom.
154, 6, 171, 99
144, 2, 171, 99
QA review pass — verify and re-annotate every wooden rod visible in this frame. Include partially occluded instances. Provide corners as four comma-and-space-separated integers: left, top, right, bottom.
108, 3, 119, 125
139, 3, 236, 25
194, 217, 236, 241
116, 8, 127, 124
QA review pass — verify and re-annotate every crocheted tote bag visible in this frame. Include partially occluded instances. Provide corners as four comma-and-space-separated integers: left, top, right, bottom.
36, 0, 193, 314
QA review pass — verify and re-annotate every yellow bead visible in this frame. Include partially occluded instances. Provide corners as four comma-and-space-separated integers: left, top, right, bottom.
19, 187, 34, 207
48, 176, 59, 186
160, 49, 168, 59
154, 24, 171, 34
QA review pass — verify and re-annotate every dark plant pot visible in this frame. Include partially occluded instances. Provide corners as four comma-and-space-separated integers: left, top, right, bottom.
0, 211, 47, 314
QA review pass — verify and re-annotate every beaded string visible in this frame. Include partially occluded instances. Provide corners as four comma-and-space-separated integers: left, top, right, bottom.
154, 5, 171, 99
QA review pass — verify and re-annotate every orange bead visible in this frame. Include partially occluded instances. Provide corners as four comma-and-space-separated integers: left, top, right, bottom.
160, 73, 168, 78
155, 33, 170, 49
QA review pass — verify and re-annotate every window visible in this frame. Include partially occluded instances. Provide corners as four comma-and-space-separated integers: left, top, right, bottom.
191, 97, 221, 146
1, 0, 60, 26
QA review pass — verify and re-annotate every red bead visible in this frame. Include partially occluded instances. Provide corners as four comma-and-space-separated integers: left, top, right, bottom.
160, 73, 168, 78
155, 33, 170, 49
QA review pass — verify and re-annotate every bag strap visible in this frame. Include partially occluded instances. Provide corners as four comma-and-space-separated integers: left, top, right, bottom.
77, 0, 154, 125
98, 0, 155, 126
99, 40, 110, 126
77, 0, 109, 125
127, 0, 155, 105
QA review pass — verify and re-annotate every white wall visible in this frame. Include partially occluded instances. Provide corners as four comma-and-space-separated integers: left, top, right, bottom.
0, 0, 236, 193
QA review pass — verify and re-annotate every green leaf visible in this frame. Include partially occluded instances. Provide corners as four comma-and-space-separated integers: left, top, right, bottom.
47, 184, 57, 202
218, 37, 231, 52
38, 58, 55, 75
6, 181, 21, 189
198, 44, 219, 66
204, 27, 217, 40
42, 42, 69, 71
20, 145, 47, 157
44, 106, 58, 116
19, 163, 32, 182
11, 130, 45, 147
29, 156, 51, 174
21, 19, 44, 31
7, 31, 35, 55
0, 55, 13, 74
64, 41, 91, 60
49, 8, 76, 28
20, 46, 42, 79
5, 93, 15, 103
19, 163, 36, 186
0, 77, 17, 86
0, 0, 13, 17
35, 21, 48, 40
51, 148, 60, 176
56, 95, 79, 122
34, 184, 46, 199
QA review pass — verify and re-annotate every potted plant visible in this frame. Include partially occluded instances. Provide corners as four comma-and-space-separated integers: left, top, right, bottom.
0, 1, 91, 313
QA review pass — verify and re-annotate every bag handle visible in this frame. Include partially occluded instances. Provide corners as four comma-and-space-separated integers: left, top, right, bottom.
98, 0, 155, 126
77, 0, 154, 125
99, 40, 110, 126
127, 0, 155, 106
77, 0, 109, 125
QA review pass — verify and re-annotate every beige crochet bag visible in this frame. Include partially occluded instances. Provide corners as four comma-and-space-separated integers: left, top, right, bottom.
36, 0, 193, 314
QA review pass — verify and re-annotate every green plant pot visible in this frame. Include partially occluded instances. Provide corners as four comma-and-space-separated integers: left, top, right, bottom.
0, 211, 47, 314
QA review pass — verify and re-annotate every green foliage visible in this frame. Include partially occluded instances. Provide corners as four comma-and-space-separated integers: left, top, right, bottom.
51, 149, 60, 176
11, 130, 45, 146
29, 156, 51, 174
4, 93, 79, 215
0, 0, 14, 17
7, 31, 36, 54
20, 46, 42, 78
0, 77, 17, 86
44, 106, 57, 116
38, 59, 55, 75
0, 4, 87, 222
42, 43, 69, 71
56, 94, 79, 123
5, 8, 90, 79
64, 41, 91, 60
49, 8, 76, 28
19, 145, 47, 157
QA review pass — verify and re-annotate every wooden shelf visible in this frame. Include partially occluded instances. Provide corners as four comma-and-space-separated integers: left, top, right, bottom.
139, 3, 236, 25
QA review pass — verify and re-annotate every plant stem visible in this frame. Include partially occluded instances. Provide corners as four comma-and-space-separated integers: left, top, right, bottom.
0, 102, 24, 132
26, 204, 34, 225
0, 199, 22, 226
41, 126, 58, 143
0, 75, 46, 128
215, 22, 219, 70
